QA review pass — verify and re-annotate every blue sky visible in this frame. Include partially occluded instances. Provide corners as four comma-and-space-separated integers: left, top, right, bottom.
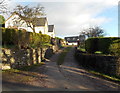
5, 0, 119, 38
96, 6, 118, 37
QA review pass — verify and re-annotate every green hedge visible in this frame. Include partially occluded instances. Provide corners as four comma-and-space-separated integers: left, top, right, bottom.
109, 39, 120, 56
30, 33, 51, 48
85, 38, 98, 53
2, 28, 17, 45
1, 28, 51, 49
85, 37, 120, 54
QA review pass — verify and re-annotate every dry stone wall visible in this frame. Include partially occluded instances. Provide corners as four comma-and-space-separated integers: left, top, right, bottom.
2, 48, 48, 69
74, 49, 120, 77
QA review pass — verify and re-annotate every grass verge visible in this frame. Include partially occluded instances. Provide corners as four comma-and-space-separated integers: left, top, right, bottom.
57, 47, 71, 65
87, 70, 120, 83
79, 48, 86, 52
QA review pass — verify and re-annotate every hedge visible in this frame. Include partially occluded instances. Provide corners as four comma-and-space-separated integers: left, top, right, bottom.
109, 39, 120, 56
85, 37, 120, 54
85, 38, 98, 53
2, 28, 17, 45
97, 37, 119, 54
30, 33, 51, 48
1, 28, 51, 49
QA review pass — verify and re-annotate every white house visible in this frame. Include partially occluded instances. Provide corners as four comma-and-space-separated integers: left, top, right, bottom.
64, 36, 79, 46
64, 35, 85, 46
5, 13, 55, 38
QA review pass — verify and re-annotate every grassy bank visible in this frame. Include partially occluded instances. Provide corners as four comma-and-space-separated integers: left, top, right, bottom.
88, 70, 120, 83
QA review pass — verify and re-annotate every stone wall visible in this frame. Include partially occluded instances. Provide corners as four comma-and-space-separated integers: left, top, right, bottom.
2, 47, 53, 69
74, 49, 120, 77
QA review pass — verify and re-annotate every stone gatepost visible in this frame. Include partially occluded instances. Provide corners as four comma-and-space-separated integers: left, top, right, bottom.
33, 49, 36, 64
2, 49, 12, 69
38, 48, 41, 63
35, 48, 39, 64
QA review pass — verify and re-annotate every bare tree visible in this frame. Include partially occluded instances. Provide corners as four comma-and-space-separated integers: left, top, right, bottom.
0, 0, 7, 13
12, 4, 45, 33
80, 26, 105, 38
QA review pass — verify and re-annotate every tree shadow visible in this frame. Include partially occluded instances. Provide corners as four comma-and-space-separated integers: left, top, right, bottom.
44, 47, 54, 60
2, 80, 48, 91
60, 65, 120, 91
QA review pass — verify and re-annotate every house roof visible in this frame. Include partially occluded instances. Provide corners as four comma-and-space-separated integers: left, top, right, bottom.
5, 13, 47, 26
48, 25, 54, 32
35, 18, 47, 26
5, 12, 17, 22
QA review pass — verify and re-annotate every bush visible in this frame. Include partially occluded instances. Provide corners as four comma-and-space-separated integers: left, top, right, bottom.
85, 37, 120, 54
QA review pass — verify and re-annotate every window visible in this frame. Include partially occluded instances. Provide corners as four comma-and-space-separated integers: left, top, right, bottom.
67, 38, 70, 41
73, 38, 76, 40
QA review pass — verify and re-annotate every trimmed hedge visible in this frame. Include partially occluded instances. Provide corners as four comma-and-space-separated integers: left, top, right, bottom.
30, 33, 51, 48
109, 39, 120, 56
85, 37, 120, 54
2, 28, 17, 45
1, 28, 51, 49
85, 38, 98, 53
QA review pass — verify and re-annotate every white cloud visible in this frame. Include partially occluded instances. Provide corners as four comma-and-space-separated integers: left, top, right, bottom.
41, 2, 116, 37
12, 0, 119, 5
3, 0, 119, 37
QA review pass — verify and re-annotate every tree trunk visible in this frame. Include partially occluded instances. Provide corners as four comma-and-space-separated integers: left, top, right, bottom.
33, 29, 35, 33
32, 27, 36, 33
